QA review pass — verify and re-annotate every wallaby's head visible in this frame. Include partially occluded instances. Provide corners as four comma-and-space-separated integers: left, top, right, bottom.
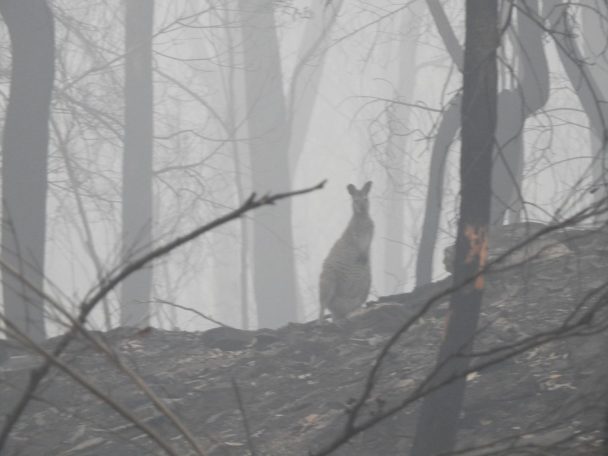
347, 181, 372, 215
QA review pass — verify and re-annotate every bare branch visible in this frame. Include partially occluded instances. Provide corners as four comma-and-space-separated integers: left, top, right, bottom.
426, 0, 464, 70
0, 180, 326, 453
310, 198, 608, 455
2, 318, 184, 456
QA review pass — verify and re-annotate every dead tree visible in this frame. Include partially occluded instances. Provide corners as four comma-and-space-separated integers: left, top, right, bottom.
411, 1, 498, 454
416, 0, 549, 285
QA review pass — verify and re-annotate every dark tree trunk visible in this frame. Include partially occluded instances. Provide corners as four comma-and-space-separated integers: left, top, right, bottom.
239, 0, 298, 328
411, 2, 498, 455
416, 0, 548, 284
121, 0, 154, 327
0, 0, 54, 342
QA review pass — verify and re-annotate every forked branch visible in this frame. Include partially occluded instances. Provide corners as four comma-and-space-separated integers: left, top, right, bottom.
0, 180, 326, 454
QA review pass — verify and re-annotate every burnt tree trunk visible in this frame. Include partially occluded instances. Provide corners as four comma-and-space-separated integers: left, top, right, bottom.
0, 0, 55, 342
411, 1, 498, 454
416, 0, 547, 284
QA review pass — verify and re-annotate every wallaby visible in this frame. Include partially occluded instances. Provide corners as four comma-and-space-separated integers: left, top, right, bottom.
319, 181, 374, 322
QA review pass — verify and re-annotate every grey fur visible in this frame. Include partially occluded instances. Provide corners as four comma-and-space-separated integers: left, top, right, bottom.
319, 181, 374, 322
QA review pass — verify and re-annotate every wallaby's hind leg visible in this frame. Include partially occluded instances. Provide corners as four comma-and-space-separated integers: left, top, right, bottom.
319, 267, 336, 323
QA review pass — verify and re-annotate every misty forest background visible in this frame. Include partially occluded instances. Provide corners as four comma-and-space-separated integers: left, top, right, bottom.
3, 0, 608, 455
3, 0, 606, 339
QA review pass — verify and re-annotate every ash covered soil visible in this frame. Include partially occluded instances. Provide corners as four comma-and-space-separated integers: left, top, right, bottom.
1, 225, 608, 455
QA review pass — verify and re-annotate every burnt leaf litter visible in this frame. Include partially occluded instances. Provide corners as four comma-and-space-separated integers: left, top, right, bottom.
1, 223, 607, 455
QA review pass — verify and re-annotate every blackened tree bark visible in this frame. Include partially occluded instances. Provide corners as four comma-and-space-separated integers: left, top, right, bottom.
416, 0, 548, 284
239, 0, 298, 328
121, 0, 154, 327
0, 0, 54, 342
411, 1, 498, 455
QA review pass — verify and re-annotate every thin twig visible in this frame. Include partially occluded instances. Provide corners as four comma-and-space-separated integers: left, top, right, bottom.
0, 258, 210, 456
0, 180, 326, 453
312, 199, 608, 455
2, 318, 182, 456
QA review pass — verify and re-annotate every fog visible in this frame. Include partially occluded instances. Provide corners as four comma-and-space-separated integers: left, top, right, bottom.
1, 1, 608, 454
0, 0, 595, 334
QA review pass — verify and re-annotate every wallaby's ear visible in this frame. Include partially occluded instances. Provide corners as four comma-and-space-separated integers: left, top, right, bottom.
362, 181, 372, 195
347, 184, 356, 195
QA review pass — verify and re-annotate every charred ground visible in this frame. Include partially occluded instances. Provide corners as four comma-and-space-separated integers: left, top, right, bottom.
1, 225, 607, 455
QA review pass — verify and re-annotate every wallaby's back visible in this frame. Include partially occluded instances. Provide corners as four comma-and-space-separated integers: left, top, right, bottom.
319, 181, 374, 321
